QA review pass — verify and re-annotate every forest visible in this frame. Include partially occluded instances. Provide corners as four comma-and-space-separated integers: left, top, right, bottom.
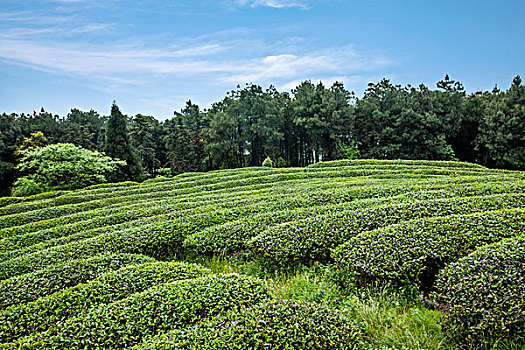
1, 74, 524, 195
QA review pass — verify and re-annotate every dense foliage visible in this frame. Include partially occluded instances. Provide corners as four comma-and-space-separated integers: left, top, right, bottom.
434, 236, 525, 347
13, 143, 125, 194
0, 161, 524, 348
1, 76, 524, 194
136, 301, 362, 349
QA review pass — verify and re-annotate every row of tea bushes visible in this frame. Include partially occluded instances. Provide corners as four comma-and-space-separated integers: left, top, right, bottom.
0, 253, 153, 309
134, 301, 362, 350
333, 208, 525, 289
184, 181, 525, 258
18, 274, 271, 349
434, 236, 525, 348
0, 181, 323, 253
307, 159, 487, 169
0, 215, 166, 262
0, 165, 372, 219
2, 176, 450, 262
0, 200, 310, 279
0, 177, 451, 274
251, 193, 525, 265
0, 175, 336, 239
0, 261, 210, 342
2, 176, 494, 277
0, 167, 277, 215
0, 173, 364, 237
0, 168, 300, 222
1, 160, 506, 221
0, 191, 69, 209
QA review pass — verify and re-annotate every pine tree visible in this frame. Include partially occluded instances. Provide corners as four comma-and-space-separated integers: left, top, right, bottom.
104, 103, 143, 181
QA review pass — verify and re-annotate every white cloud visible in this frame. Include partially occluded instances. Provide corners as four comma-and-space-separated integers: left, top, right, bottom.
219, 47, 394, 84
0, 38, 395, 92
237, 0, 310, 9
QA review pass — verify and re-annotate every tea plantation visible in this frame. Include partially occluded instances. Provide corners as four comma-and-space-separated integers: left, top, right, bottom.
0, 160, 524, 349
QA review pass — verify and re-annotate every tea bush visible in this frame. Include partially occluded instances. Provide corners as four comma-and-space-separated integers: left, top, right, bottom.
136, 301, 362, 350
434, 236, 525, 347
21, 274, 271, 349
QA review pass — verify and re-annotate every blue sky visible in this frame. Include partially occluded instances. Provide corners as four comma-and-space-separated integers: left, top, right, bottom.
1, 0, 523, 120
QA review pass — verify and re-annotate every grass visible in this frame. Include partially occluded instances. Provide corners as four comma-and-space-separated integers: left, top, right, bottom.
197, 256, 452, 350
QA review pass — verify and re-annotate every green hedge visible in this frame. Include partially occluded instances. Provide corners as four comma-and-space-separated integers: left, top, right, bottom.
0, 215, 165, 262
21, 274, 271, 349
0, 174, 365, 239
0, 173, 351, 238
185, 181, 525, 257
251, 193, 525, 265
0, 253, 154, 309
0, 163, 504, 224
135, 300, 362, 350
3, 176, 469, 261
333, 208, 525, 288
307, 159, 486, 169
0, 261, 210, 342
434, 236, 525, 347
1, 180, 438, 279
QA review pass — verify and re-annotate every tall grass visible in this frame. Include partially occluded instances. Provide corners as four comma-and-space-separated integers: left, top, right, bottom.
195, 256, 451, 350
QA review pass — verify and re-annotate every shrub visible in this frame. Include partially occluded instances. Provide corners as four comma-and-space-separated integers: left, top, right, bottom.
251, 193, 525, 265
434, 236, 525, 347
10, 178, 44, 197
262, 156, 274, 167
277, 156, 286, 168
157, 167, 172, 177
135, 301, 362, 349
307, 159, 486, 169
332, 208, 525, 289
0, 253, 154, 309
0, 261, 210, 342
22, 274, 271, 349
14, 143, 125, 191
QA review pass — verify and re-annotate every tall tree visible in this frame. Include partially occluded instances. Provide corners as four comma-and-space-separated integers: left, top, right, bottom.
476, 75, 525, 169
130, 114, 160, 177
104, 103, 143, 181
63, 109, 105, 151
0, 113, 22, 195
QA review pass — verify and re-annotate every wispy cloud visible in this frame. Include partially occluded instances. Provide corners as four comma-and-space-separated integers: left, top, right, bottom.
219, 47, 394, 84
237, 0, 310, 9
0, 37, 395, 91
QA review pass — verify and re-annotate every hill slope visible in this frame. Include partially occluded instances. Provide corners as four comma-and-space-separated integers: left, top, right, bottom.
0, 160, 524, 349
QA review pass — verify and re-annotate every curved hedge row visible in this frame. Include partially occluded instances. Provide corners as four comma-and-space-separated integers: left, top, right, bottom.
184, 181, 525, 257
0, 191, 67, 209
0, 166, 380, 225
3, 176, 473, 261
251, 193, 525, 265
0, 176, 337, 246
135, 301, 362, 350
0, 215, 166, 262
1, 179, 454, 279
332, 208, 525, 288
0, 253, 154, 309
0, 163, 505, 227
307, 159, 487, 169
20, 274, 271, 349
434, 236, 525, 347
0, 174, 356, 238
0, 261, 210, 342
0, 167, 277, 215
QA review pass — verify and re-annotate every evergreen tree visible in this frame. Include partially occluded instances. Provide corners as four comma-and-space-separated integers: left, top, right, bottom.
130, 114, 160, 177
104, 103, 143, 181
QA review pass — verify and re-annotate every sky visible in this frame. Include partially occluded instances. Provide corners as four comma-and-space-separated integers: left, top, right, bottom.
0, 0, 524, 120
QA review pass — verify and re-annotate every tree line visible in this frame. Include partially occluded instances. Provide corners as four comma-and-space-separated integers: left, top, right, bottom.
1, 75, 524, 194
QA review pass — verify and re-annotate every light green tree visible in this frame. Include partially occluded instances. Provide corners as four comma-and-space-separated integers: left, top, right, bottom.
13, 143, 125, 195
